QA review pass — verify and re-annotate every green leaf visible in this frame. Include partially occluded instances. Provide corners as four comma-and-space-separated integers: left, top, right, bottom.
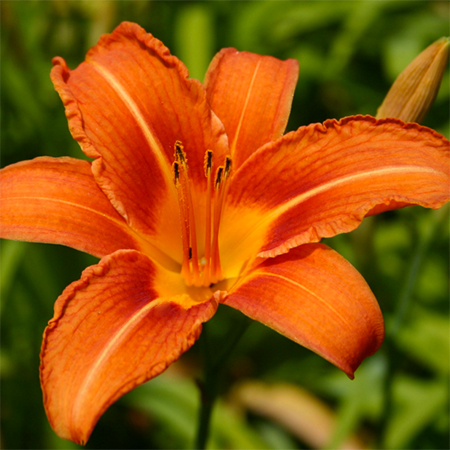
396, 307, 449, 375
174, 4, 215, 81
383, 376, 448, 449
0, 240, 27, 313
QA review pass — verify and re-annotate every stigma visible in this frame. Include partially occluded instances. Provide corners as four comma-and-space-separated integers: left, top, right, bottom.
172, 141, 231, 287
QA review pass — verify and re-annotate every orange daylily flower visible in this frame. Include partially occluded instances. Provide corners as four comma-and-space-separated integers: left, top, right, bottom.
1, 22, 449, 444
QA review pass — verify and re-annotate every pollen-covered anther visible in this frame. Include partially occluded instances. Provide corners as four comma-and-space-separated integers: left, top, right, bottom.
204, 150, 213, 177
172, 161, 180, 185
215, 167, 224, 189
175, 140, 187, 164
224, 155, 232, 177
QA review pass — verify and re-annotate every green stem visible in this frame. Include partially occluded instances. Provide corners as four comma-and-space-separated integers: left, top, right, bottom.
193, 316, 251, 449
195, 387, 215, 450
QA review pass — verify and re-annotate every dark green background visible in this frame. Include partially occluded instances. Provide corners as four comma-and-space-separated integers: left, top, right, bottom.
1, 1, 449, 449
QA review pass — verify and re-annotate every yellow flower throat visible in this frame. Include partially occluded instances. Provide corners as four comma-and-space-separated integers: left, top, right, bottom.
172, 141, 231, 287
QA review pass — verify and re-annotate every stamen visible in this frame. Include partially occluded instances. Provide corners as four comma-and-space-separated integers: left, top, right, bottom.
174, 142, 231, 287
203, 150, 213, 286
187, 186, 201, 285
172, 159, 191, 283
211, 158, 232, 283
173, 141, 201, 285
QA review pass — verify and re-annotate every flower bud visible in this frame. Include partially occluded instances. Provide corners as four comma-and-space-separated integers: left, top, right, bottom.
376, 37, 449, 123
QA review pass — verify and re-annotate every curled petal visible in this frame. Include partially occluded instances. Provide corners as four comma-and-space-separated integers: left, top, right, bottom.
40, 250, 217, 444
205, 48, 299, 169
0, 157, 152, 259
221, 116, 450, 275
223, 244, 384, 378
51, 22, 228, 263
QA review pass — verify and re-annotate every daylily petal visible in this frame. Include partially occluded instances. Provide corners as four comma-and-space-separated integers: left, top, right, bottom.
220, 116, 449, 275
205, 48, 299, 169
0, 157, 155, 260
40, 249, 217, 444
51, 22, 228, 263
223, 244, 384, 378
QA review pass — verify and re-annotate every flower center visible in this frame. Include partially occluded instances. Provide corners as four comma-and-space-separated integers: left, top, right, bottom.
172, 141, 231, 287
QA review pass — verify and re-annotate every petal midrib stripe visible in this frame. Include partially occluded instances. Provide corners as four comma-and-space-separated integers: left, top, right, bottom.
90, 61, 173, 188
230, 60, 261, 157
244, 164, 445, 259
3, 196, 179, 270
72, 298, 166, 421
269, 165, 444, 220
259, 271, 350, 327
3, 195, 128, 225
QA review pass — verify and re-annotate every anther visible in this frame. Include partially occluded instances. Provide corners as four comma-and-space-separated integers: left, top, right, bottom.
175, 141, 187, 165
205, 150, 213, 176
215, 167, 224, 189
173, 161, 180, 185
224, 156, 232, 177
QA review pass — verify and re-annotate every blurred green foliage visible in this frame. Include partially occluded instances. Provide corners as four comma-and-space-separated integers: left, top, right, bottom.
1, 1, 449, 449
